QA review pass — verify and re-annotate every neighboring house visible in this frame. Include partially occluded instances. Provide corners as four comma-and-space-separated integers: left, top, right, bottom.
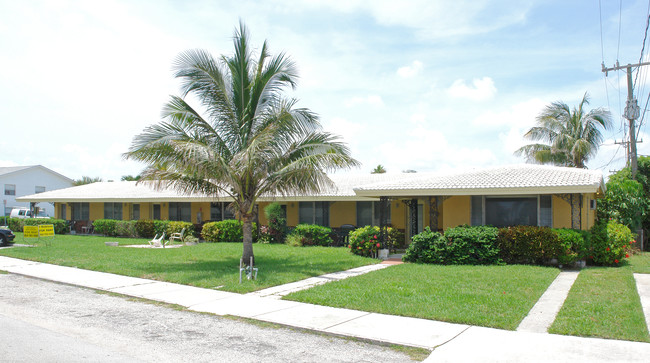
17, 165, 604, 240
1, 165, 73, 217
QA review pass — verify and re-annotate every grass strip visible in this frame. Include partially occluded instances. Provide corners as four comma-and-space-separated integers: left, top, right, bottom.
285, 263, 559, 330
548, 265, 649, 342
0, 233, 375, 293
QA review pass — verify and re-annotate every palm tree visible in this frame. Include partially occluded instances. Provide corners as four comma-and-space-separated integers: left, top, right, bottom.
515, 93, 612, 168
371, 164, 386, 174
124, 22, 358, 265
73, 176, 103, 186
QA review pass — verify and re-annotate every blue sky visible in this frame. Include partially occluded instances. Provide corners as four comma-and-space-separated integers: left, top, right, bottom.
1, 0, 650, 180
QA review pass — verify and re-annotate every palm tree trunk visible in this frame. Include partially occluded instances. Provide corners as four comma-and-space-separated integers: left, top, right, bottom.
242, 215, 255, 267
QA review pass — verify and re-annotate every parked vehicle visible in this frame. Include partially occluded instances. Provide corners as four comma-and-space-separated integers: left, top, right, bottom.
9, 207, 48, 219
0, 227, 15, 245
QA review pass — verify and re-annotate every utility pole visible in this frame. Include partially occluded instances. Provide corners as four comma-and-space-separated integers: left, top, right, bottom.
602, 61, 650, 178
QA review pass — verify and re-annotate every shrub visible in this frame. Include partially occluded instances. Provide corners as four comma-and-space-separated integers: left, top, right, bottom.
264, 203, 287, 243
201, 219, 257, 242
166, 221, 194, 237
402, 227, 448, 263
22, 218, 68, 235
497, 226, 562, 265
288, 224, 333, 247
153, 220, 170, 237
387, 228, 405, 249
114, 220, 137, 237
135, 220, 155, 238
348, 226, 382, 256
5, 217, 24, 232
442, 225, 501, 265
589, 220, 635, 266
92, 219, 118, 236
553, 228, 588, 265
285, 233, 303, 247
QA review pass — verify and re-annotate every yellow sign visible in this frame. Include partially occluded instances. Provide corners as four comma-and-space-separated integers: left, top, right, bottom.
23, 226, 39, 238
39, 224, 55, 237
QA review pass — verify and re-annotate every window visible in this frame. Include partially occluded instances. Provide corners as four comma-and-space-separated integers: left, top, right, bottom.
71, 202, 89, 220
356, 201, 391, 227
471, 195, 552, 228
59, 204, 66, 220
35, 186, 46, 193
210, 202, 235, 221
4, 184, 15, 196
169, 202, 191, 222
153, 204, 161, 220
132, 204, 140, 220
299, 201, 329, 226
104, 202, 123, 220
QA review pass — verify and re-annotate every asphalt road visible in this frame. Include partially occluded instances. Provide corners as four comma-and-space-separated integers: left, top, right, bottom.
0, 273, 415, 362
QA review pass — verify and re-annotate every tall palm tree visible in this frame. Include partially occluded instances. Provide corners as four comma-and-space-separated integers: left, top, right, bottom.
124, 22, 359, 265
515, 93, 612, 168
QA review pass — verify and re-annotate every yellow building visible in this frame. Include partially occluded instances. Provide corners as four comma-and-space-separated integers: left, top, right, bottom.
18, 165, 604, 241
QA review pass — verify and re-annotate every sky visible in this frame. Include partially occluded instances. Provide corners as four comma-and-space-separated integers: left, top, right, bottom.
2, 0, 650, 181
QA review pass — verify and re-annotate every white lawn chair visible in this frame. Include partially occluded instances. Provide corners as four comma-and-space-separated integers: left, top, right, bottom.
168, 228, 186, 246
148, 233, 165, 248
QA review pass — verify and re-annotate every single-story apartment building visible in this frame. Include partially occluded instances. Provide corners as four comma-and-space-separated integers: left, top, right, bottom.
17, 165, 605, 240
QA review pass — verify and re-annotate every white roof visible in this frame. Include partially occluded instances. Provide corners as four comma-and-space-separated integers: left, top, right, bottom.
16, 165, 604, 203
354, 165, 605, 197
0, 165, 73, 182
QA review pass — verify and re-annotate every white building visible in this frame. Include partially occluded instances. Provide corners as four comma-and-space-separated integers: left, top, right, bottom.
1, 165, 73, 217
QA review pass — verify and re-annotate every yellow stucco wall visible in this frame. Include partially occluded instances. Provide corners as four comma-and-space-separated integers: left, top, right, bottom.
192, 202, 210, 224
286, 202, 299, 226
442, 196, 470, 229
330, 201, 355, 227
552, 195, 571, 229
89, 203, 102, 220
391, 200, 406, 229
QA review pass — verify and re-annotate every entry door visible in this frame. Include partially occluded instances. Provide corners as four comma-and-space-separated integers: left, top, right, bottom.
153, 204, 161, 220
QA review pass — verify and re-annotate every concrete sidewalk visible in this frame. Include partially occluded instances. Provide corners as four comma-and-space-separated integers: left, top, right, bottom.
1, 256, 649, 362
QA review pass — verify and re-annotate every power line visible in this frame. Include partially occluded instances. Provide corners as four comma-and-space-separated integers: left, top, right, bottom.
618, 0, 623, 60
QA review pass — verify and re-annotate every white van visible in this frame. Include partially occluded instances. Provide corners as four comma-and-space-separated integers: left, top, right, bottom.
9, 207, 48, 219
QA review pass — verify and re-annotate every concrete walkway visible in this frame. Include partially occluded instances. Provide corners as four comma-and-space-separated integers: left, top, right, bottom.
634, 273, 650, 334
517, 271, 579, 333
1, 255, 649, 362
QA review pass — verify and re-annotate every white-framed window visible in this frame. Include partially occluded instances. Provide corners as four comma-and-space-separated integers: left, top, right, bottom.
4, 184, 15, 196
471, 195, 552, 228
299, 201, 329, 226
35, 186, 46, 193
104, 202, 123, 220
71, 202, 90, 220
356, 201, 391, 227
131, 204, 140, 220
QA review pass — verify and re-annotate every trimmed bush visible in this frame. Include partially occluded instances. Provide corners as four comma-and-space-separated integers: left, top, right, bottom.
134, 220, 155, 238
166, 221, 194, 237
553, 228, 588, 265
92, 219, 118, 236
497, 226, 562, 265
114, 220, 137, 237
288, 224, 333, 247
201, 219, 257, 242
348, 226, 382, 256
589, 220, 635, 266
5, 217, 23, 232
443, 225, 500, 265
402, 227, 448, 263
153, 220, 170, 237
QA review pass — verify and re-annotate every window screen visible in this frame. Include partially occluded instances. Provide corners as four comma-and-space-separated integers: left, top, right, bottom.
485, 197, 537, 227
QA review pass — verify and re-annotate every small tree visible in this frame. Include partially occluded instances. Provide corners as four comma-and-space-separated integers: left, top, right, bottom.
371, 165, 386, 174
73, 176, 103, 186
597, 168, 649, 230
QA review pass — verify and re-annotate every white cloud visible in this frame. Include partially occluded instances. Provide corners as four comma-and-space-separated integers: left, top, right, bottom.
447, 77, 497, 101
397, 60, 423, 78
344, 95, 385, 108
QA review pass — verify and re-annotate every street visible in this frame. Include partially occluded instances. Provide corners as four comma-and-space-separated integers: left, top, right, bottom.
0, 273, 414, 362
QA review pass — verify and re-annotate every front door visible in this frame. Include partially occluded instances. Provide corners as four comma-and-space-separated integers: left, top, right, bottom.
153, 204, 161, 220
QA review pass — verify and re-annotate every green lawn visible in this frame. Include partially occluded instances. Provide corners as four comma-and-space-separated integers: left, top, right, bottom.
284, 263, 559, 330
548, 263, 649, 342
0, 233, 376, 293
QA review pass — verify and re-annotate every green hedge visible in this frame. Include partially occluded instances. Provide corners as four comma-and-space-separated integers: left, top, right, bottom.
5, 217, 68, 235
135, 220, 155, 238
348, 226, 406, 256
554, 228, 588, 265
497, 226, 562, 265
201, 219, 257, 242
402, 226, 500, 265
92, 219, 118, 236
288, 224, 333, 247
588, 220, 635, 266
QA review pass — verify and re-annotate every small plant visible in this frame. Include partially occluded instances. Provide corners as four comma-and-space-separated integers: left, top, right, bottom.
588, 220, 634, 266
264, 203, 287, 243
348, 226, 382, 257
287, 224, 333, 247
553, 228, 588, 265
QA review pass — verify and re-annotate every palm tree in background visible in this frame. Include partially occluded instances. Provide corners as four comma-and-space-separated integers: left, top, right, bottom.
124, 22, 358, 265
515, 93, 612, 168
371, 164, 386, 174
